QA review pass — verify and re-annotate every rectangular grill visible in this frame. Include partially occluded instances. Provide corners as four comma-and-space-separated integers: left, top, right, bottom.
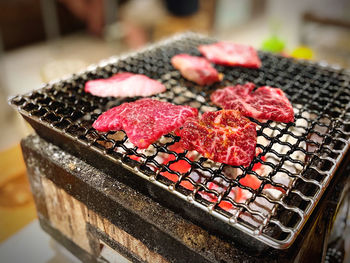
10, 33, 350, 250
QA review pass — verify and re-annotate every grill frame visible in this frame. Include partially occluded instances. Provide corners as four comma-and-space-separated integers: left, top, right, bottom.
10, 33, 350, 250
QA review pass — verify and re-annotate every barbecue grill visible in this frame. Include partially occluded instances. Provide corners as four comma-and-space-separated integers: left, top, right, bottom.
11, 33, 350, 262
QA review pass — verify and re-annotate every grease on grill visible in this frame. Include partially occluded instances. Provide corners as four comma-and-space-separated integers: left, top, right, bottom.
10, 34, 350, 249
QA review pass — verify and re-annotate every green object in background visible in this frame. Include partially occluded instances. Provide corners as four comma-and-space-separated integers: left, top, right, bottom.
261, 36, 285, 53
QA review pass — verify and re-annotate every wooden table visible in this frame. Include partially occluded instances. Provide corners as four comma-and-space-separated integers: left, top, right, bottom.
0, 144, 36, 242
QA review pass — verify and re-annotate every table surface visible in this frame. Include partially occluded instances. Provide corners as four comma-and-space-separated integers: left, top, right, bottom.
0, 219, 131, 263
0, 220, 78, 263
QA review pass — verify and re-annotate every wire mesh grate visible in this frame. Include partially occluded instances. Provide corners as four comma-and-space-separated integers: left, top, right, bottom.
10, 33, 350, 249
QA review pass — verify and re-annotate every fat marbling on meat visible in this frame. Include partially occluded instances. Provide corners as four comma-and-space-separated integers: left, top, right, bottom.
177, 110, 257, 166
198, 42, 261, 68
93, 98, 198, 149
211, 83, 294, 123
85, 73, 166, 98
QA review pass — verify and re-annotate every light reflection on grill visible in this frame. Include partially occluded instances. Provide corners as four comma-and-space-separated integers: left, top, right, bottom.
10, 33, 350, 249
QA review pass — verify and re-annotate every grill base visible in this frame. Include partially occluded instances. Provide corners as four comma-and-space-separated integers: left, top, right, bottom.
21, 135, 350, 262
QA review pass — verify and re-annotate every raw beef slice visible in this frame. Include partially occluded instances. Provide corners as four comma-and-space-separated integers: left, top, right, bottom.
178, 110, 257, 166
85, 72, 166, 98
198, 42, 261, 68
211, 83, 294, 123
93, 98, 198, 149
171, 54, 222, 85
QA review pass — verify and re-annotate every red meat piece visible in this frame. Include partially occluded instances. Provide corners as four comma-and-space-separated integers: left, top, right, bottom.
171, 54, 222, 85
198, 42, 261, 68
210, 83, 294, 123
178, 110, 257, 166
85, 72, 166, 98
93, 98, 198, 149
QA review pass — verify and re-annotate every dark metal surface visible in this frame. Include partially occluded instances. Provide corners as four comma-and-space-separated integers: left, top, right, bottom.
10, 33, 350, 249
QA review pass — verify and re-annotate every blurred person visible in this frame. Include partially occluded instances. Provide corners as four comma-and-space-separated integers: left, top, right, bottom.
119, 0, 167, 48
59, 0, 105, 36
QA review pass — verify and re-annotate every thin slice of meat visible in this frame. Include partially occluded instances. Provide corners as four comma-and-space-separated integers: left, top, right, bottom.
211, 83, 294, 123
171, 54, 222, 85
177, 110, 257, 166
85, 72, 166, 98
93, 98, 198, 149
198, 42, 261, 68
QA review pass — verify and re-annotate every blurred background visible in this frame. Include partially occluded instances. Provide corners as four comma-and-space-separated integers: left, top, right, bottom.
0, 0, 349, 262
1, 0, 350, 149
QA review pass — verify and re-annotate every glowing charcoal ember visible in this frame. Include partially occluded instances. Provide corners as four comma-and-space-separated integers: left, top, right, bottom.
198, 177, 229, 204
218, 200, 234, 211
85, 72, 166, 98
232, 187, 253, 204
229, 116, 308, 227
161, 159, 193, 190
239, 174, 286, 200
211, 83, 294, 123
198, 154, 269, 208
171, 54, 223, 85
198, 42, 261, 68
239, 174, 261, 190
93, 98, 198, 149
129, 155, 141, 161
160, 143, 194, 190
178, 110, 257, 166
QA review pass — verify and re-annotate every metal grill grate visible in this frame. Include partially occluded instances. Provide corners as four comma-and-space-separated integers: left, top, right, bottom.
10, 33, 350, 249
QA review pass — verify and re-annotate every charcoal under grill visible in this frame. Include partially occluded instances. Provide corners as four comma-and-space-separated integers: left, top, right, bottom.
10, 33, 350, 252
